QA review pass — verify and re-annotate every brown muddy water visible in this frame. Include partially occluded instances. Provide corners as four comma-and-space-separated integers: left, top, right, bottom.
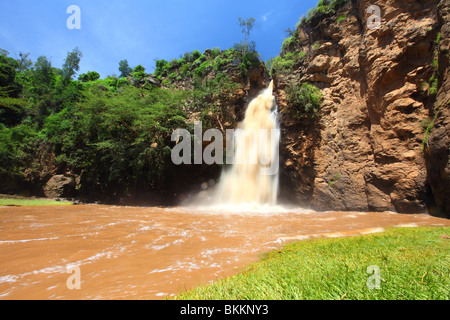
0, 204, 448, 300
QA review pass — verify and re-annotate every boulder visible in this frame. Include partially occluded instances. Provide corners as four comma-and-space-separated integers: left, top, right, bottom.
44, 175, 76, 199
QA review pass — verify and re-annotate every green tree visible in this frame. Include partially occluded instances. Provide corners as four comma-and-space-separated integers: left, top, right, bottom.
118, 59, 132, 78
233, 17, 260, 75
237, 17, 256, 56
17, 52, 32, 72
31, 56, 55, 95
154, 59, 169, 77
0, 53, 21, 97
62, 47, 83, 84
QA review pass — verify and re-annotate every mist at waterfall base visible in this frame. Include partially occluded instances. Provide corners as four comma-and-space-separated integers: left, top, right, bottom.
185, 81, 296, 214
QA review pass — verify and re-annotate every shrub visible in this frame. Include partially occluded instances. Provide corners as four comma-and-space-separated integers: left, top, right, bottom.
192, 50, 202, 61
177, 58, 187, 65
134, 65, 145, 73
286, 82, 323, 118
429, 76, 438, 96
168, 72, 178, 80
282, 36, 298, 51
78, 71, 100, 82
179, 63, 192, 78
211, 47, 221, 58
238, 50, 260, 76
194, 61, 212, 77
154, 59, 169, 77
169, 59, 179, 69
161, 79, 171, 87
271, 51, 307, 75
297, 0, 350, 25
183, 52, 193, 62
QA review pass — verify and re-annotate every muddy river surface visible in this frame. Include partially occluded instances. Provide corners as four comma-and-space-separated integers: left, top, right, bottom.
0, 204, 448, 299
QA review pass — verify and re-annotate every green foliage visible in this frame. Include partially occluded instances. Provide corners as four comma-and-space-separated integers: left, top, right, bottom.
131, 65, 147, 84
0, 123, 37, 176
62, 47, 82, 84
192, 50, 202, 61
237, 50, 260, 76
154, 45, 262, 83
286, 82, 323, 118
231, 17, 261, 76
190, 72, 239, 129
134, 65, 145, 73
421, 117, 435, 151
39, 85, 189, 193
210, 47, 221, 58
179, 63, 192, 78
237, 17, 256, 56
213, 55, 233, 72
421, 104, 442, 151
435, 32, 441, 45
193, 54, 207, 67
118, 59, 132, 78
429, 76, 438, 96
78, 71, 100, 82
265, 57, 275, 74
336, 15, 347, 22
17, 52, 33, 72
313, 41, 321, 50
281, 36, 298, 51
154, 59, 169, 77
194, 61, 212, 78
182, 52, 194, 62
296, 0, 350, 25
0, 54, 21, 97
271, 52, 305, 75
0, 44, 263, 198
432, 58, 438, 69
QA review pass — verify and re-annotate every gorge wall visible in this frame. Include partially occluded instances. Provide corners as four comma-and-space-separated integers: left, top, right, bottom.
274, 0, 449, 216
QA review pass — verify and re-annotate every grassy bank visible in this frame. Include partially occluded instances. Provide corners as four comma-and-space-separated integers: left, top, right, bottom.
0, 196, 73, 206
176, 227, 450, 300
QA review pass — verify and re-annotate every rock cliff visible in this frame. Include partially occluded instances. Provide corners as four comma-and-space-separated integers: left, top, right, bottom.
274, 0, 449, 216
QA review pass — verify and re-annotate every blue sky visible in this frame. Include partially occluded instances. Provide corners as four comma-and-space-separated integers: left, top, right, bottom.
0, 0, 318, 78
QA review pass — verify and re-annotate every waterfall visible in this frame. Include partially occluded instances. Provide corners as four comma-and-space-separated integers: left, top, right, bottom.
214, 80, 280, 207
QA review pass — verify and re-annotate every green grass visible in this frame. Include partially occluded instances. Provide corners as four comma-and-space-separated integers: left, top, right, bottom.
0, 197, 73, 206
176, 227, 450, 300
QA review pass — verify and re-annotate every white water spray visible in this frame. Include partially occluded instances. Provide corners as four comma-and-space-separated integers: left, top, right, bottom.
214, 80, 280, 208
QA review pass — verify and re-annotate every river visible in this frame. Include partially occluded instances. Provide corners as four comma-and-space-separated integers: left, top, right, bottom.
0, 204, 448, 299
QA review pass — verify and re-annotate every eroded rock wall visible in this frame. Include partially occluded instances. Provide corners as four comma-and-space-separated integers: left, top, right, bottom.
275, 0, 448, 214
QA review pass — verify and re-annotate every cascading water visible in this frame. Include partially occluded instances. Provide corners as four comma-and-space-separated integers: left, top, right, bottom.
214, 80, 280, 208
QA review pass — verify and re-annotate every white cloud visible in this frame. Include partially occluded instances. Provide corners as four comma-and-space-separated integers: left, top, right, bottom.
262, 11, 273, 22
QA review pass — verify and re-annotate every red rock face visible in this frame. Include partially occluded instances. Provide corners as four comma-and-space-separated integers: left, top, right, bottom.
274, 0, 449, 215
425, 0, 450, 217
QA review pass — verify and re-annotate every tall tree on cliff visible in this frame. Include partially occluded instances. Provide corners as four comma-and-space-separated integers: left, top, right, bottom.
62, 47, 83, 84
